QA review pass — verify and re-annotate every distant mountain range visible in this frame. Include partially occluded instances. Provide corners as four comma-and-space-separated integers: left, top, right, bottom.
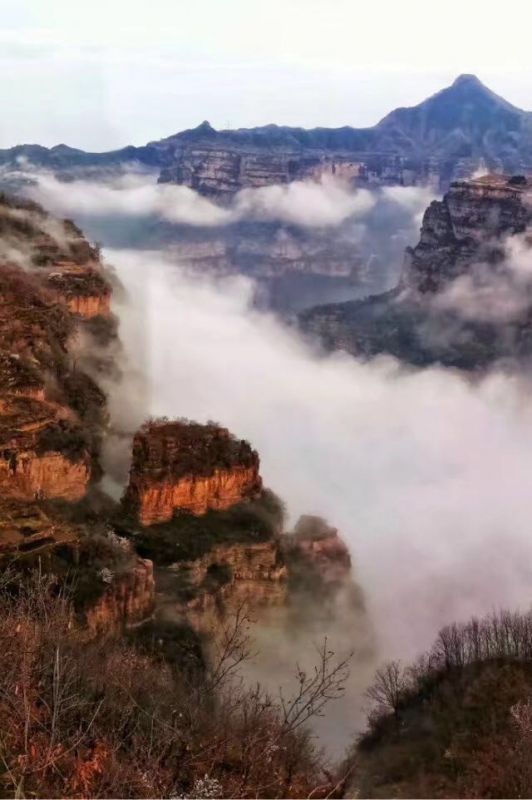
1, 75, 532, 194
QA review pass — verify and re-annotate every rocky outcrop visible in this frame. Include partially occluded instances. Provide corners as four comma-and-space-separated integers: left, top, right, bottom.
46, 264, 112, 319
402, 175, 532, 294
124, 420, 262, 525
160, 540, 287, 632
300, 175, 532, 369
84, 557, 155, 637
0, 196, 115, 502
287, 515, 352, 588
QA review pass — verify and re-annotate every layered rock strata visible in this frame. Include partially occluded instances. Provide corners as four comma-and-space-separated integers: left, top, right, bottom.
124, 420, 262, 525
0, 199, 150, 637
84, 557, 155, 637
301, 175, 532, 369
0, 197, 114, 524
160, 540, 288, 632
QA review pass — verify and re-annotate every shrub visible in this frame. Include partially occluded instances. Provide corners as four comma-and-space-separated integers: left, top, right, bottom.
0, 576, 349, 798
356, 609, 532, 798
130, 418, 259, 482
123, 490, 284, 565
36, 420, 90, 462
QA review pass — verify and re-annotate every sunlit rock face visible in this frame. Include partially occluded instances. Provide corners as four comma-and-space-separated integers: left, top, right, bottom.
0, 446, 90, 502
123, 420, 262, 526
121, 419, 289, 631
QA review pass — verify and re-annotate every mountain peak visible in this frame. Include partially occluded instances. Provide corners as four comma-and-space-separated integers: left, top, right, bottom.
451, 73, 484, 88
376, 72, 525, 148
196, 120, 215, 133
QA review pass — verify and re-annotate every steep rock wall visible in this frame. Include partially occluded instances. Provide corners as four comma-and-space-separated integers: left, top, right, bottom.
124, 420, 262, 525
0, 448, 90, 502
159, 146, 367, 198
300, 175, 532, 368
159, 540, 287, 632
84, 557, 155, 637
133, 466, 262, 526
0, 196, 115, 502
403, 176, 532, 293
66, 293, 111, 318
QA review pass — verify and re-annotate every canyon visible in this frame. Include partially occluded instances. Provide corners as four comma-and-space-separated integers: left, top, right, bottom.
0, 193, 357, 648
8, 75, 526, 316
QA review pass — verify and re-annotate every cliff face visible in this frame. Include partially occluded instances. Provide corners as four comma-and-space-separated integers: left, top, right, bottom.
159, 540, 288, 632
402, 175, 532, 293
0, 196, 117, 502
163, 222, 362, 279
133, 466, 262, 526
121, 419, 363, 638
300, 175, 532, 369
0, 195, 119, 514
121, 419, 290, 631
124, 420, 262, 525
158, 145, 366, 198
46, 264, 112, 319
84, 557, 155, 637
0, 446, 90, 502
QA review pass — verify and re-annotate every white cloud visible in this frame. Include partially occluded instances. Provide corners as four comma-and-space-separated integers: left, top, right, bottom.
109, 248, 532, 665
26, 172, 377, 228
433, 234, 532, 322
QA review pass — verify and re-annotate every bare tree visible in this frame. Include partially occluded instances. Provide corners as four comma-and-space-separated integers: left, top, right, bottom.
365, 659, 406, 717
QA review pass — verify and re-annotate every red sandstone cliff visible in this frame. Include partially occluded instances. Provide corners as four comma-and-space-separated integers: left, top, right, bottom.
0, 197, 153, 638
124, 419, 262, 525
0, 196, 115, 504
84, 557, 155, 637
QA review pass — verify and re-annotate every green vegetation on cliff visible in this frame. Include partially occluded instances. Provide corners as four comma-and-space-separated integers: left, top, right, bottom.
119, 488, 285, 564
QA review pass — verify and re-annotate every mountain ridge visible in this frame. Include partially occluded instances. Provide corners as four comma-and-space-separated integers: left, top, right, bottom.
2, 75, 532, 191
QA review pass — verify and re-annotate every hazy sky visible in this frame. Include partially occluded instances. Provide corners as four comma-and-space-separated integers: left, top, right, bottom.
2, 0, 532, 150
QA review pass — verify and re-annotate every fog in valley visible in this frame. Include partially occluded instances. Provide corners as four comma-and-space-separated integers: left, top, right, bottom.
108, 249, 532, 660
21, 172, 532, 750
14, 170, 532, 749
